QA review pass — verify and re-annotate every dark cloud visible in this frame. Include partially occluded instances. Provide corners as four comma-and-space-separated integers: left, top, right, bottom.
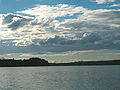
2, 14, 22, 24
2, 14, 33, 30
39, 33, 101, 45
8, 18, 32, 30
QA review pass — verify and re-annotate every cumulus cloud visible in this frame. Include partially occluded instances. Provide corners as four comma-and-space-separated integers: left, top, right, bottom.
92, 0, 115, 4
1, 13, 33, 30
40, 33, 101, 46
16, 4, 87, 19
0, 4, 120, 54
109, 4, 120, 7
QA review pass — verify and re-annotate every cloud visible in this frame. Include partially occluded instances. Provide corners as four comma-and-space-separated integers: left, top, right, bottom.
92, 0, 115, 4
1, 13, 33, 30
2, 49, 120, 62
16, 4, 87, 19
40, 33, 101, 46
20, 53, 32, 57
0, 4, 120, 54
109, 4, 120, 7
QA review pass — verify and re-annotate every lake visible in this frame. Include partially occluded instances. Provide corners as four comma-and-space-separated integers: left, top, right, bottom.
0, 66, 120, 90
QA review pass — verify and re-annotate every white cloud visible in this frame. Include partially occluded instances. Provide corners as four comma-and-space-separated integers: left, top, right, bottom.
0, 4, 120, 52
109, 4, 120, 7
92, 0, 115, 4
16, 4, 87, 19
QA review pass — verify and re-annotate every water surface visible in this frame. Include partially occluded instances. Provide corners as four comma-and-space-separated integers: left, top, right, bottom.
0, 66, 120, 90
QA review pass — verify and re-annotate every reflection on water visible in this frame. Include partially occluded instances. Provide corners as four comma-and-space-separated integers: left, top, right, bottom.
0, 66, 120, 90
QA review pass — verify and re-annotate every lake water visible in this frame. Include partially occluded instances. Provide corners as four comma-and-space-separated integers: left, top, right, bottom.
0, 66, 120, 90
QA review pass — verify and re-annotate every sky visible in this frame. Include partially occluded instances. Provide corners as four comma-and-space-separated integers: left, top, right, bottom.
0, 0, 120, 62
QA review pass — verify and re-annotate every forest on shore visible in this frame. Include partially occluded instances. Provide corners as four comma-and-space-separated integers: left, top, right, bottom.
0, 57, 120, 67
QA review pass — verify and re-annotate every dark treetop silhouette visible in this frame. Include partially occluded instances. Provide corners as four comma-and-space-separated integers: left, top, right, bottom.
0, 57, 49, 67
0, 57, 120, 67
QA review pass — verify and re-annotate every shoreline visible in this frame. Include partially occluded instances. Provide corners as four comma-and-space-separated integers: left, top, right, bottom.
0, 59, 120, 67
